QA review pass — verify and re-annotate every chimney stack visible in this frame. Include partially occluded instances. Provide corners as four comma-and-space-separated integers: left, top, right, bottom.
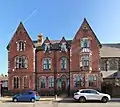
37, 33, 44, 44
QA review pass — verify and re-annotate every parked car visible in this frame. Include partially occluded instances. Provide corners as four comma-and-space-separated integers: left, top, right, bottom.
12, 91, 40, 102
74, 89, 111, 103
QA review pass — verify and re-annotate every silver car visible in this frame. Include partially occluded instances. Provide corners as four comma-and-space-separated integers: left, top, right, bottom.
74, 89, 111, 103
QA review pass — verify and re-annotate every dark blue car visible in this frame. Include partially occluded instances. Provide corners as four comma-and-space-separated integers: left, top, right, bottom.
12, 91, 40, 102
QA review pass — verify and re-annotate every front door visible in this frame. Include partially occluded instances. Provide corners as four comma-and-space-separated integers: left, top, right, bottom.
61, 81, 66, 91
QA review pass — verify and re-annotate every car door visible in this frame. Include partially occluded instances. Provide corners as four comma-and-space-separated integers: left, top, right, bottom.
18, 93, 25, 101
16, 94, 22, 101
20, 92, 29, 101
83, 90, 93, 100
89, 90, 100, 100
80, 90, 92, 100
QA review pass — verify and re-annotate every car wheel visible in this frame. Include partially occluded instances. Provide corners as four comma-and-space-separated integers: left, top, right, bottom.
101, 97, 108, 103
13, 98, 18, 102
31, 98, 35, 102
79, 97, 86, 103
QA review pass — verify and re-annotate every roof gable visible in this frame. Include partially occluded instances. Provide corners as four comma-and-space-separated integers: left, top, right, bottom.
6, 22, 35, 50
74, 18, 102, 48
43, 37, 51, 44
60, 37, 66, 43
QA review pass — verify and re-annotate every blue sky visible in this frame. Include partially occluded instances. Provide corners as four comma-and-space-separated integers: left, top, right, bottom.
0, 0, 120, 74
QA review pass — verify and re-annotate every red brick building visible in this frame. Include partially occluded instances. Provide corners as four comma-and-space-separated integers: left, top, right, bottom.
7, 18, 102, 95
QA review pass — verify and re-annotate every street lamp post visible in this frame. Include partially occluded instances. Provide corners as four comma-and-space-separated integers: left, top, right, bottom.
54, 50, 57, 97
68, 47, 71, 96
35, 49, 38, 92
0, 81, 2, 97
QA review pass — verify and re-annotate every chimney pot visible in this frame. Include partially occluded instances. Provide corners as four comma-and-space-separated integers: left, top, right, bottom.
38, 33, 44, 44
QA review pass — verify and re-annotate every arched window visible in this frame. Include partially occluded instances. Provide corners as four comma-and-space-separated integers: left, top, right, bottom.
88, 75, 97, 87
23, 76, 29, 88
14, 56, 28, 69
108, 59, 118, 70
39, 76, 46, 88
22, 56, 28, 68
48, 76, 54, 88
43, 58, 51, 70
17, 41, 25, 51
100, 59, 107, 71
15, 56, 19, 69
60, 57, 67, 70
74, 75, 83, 87
13, 76, 19, 89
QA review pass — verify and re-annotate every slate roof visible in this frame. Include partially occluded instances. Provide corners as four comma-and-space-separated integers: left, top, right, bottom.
0, 76, 8, 81
100, 43, 120, 57
101, 70, 116, 78
34, 40, 72, 51
100, 43, 120, 79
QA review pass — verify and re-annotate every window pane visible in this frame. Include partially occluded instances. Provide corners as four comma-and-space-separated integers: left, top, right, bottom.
80, 90, 85, 93
24, 77, 29, 88
82, 55, 89, 67
40, 76, 46, 88
84, 90, 91, 93
90, 90, 98, 94
48, 77, 54, 88
60, 57, 67, 70
81, 38, 90, 48
14, 77, 19, 89
17, 41, 25, 51
43, 58, 51, 70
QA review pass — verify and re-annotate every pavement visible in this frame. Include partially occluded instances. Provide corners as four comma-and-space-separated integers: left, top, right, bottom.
1, 97, 120, 107
0, 96, 120, 102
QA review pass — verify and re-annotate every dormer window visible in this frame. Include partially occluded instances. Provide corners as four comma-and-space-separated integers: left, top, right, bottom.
61, 43, 67, 52
44, 43, 50, 52
81, 38, 90, 48
17, 41, 25, 51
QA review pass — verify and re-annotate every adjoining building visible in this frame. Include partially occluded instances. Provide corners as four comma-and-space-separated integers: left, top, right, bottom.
100, 44, 120, 97
0, 75, 8, 96
6, 18, 103, 96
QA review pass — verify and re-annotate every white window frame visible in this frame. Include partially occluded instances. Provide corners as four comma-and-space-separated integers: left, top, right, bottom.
39, 76, 46, 88
48, 76, 54, 88
88, 75, 97, 87
44, 43, 50, 52
74, 75, 83, 87
80, 55, 89, 68
17, 41, 25, 51
23, 76, 29, 89
81, 38, 90, 48
61, 42, 67, 52
43, 58, 51, 70
60, 57, 67, 70
13, 76, 20, 89
14, 56, 28, 69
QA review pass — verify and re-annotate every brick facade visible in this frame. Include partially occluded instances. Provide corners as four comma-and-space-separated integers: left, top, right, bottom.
7, 19, 102, 95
